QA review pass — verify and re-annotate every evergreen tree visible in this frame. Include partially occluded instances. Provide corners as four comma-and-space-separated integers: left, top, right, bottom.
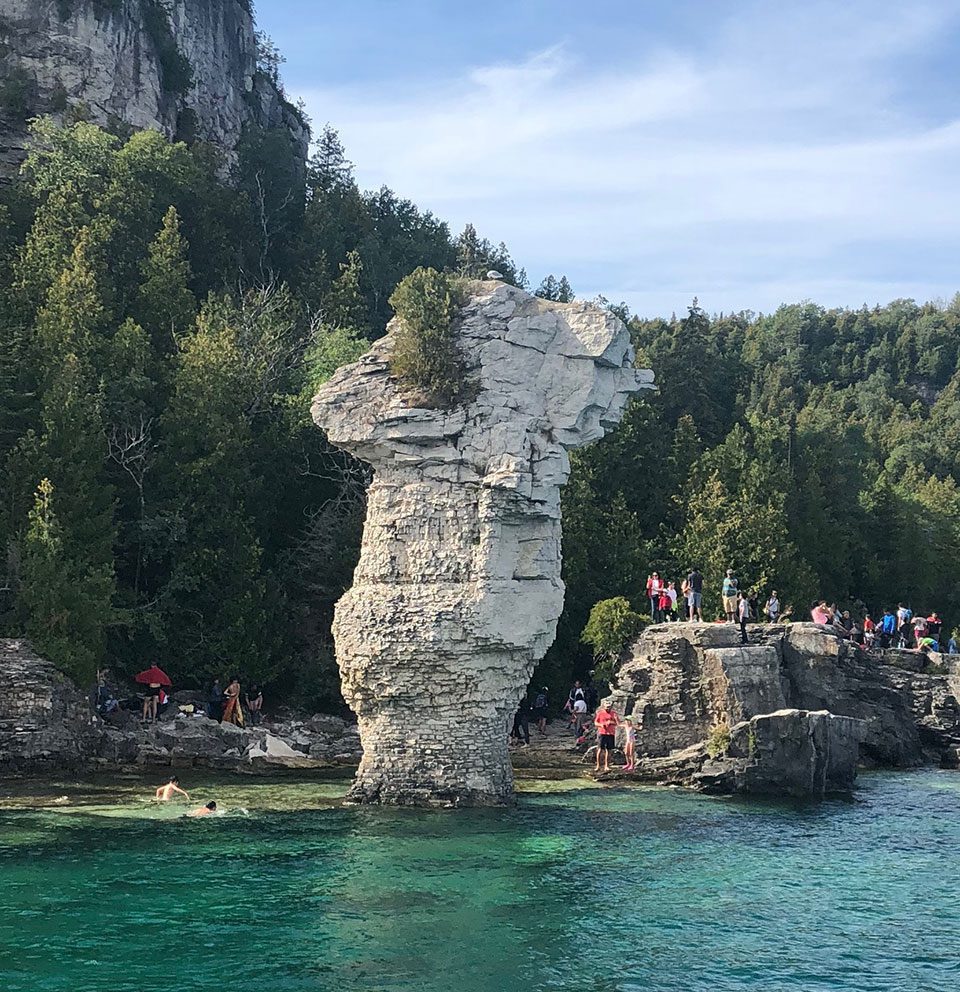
19, 478, 114, 683
136, 205, 197, 353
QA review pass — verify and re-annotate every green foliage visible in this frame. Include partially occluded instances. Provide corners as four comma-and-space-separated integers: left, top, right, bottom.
535, 274, 574, 302
580, 597, 642, 679
706, 723, 732, 759
388, 267, 467, 407
0, 66, 37, 120
19, 479, 114, 684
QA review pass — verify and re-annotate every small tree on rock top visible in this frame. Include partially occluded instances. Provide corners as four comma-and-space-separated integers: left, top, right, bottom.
388, 267, 467, 408
580, 596, 643, 681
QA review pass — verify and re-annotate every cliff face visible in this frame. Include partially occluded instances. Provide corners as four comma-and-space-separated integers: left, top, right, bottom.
0, 0, 308, 175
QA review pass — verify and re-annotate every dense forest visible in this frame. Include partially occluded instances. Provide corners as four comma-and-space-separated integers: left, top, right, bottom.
2, 110, 959, 705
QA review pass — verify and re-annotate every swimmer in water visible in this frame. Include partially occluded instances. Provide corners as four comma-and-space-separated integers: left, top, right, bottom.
155, 776, 190, 802
187, 801, 217, 817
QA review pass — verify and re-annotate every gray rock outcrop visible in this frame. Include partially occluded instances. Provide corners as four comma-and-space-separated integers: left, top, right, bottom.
606, 622, 960, 795
0, 639, 89, 771
0, 637, 362, 774
634, 709, 866, 799
312, 280, 654, 806
0, 0, 308, 176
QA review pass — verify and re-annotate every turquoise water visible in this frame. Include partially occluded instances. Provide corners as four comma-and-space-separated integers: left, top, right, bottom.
1, 771, 958, 992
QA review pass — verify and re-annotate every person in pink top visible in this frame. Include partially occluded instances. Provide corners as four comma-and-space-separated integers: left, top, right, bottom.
594, 703, 620, 773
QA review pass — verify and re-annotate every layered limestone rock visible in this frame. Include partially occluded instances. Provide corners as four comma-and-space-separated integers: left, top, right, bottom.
636, 710, 866, 799
312, 280, 654, 806
0, 0, 308, 175
0, 639, 89, 771
606, 622, 960, 794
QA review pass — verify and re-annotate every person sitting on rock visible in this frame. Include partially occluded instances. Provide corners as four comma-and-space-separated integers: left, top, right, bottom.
155, 776, 190, 802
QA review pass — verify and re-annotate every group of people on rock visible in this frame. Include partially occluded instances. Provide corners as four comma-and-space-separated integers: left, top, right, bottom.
812, 602, 958, 654
206, 677, 263, 726
647, 567, 791, 644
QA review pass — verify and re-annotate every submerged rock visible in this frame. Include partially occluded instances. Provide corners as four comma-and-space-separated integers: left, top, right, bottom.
312, 281, 653, 806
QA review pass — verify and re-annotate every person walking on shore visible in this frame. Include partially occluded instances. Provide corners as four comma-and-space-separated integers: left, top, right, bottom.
621, 717, 636, 771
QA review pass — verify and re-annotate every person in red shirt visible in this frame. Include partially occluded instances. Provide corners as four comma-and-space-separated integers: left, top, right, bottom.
594, 703, 620, 773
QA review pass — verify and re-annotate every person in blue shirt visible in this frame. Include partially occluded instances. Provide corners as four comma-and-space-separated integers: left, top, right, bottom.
880, 609, 897, 649
948, 630, 958, 655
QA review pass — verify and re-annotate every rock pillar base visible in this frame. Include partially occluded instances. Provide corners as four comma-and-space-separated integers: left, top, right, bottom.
345, 711, 515, 807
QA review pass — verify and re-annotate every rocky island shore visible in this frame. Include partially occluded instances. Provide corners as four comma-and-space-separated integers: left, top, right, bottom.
3, 624, 958, 798
514, 622, 960, 797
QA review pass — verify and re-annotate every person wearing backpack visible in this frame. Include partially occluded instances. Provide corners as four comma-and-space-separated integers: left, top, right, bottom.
532, 686, 550, 735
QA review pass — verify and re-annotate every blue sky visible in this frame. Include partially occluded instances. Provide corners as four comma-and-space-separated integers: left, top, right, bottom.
257, 0, 960, 317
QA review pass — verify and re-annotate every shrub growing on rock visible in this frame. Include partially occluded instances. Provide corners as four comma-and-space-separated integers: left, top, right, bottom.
581, 596, 643, 679
388, 267, 467, 408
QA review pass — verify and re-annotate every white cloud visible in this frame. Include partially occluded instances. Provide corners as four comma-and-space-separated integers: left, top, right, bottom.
294, 0, 960, 315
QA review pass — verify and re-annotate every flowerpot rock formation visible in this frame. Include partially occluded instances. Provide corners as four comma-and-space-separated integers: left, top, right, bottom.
312, 280, 654, 805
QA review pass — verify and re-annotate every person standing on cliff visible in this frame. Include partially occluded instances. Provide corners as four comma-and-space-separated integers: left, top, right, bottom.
737, 591, 752, 644
594, 703, 620, 773
764, 590, 781, 623
880, 608, 897, 648
722, 569, 739, 623
646, 572, 663, 622
687, 566, 704, 621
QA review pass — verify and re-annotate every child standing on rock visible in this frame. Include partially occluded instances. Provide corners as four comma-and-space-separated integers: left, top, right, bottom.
621, 718, 636, 771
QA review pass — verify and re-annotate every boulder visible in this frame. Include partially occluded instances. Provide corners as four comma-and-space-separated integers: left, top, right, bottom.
635, 709, 865, 798
313, 281, 652, 805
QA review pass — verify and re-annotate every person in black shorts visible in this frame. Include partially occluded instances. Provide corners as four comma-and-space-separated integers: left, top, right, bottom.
593, 702, 620, 773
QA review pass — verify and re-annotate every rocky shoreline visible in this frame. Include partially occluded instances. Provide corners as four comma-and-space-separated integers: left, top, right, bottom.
0, 640, 361, 777
514, 622, 960, 797
4, 627, 959, 798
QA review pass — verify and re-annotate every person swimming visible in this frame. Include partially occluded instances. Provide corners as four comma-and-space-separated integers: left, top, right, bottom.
155, 776, 190, 802
186, 801, 217, 817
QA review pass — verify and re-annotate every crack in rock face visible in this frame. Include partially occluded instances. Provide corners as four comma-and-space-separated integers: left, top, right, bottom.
311, 281, 654, 806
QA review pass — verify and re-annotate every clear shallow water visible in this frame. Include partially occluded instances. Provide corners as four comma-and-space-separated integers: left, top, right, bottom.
1, 771, 958, 992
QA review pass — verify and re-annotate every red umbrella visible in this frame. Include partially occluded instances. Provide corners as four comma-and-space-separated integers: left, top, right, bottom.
135, 666, 172, 686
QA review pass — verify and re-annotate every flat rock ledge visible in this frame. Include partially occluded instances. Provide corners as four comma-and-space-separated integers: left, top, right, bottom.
312, 281, 653, 807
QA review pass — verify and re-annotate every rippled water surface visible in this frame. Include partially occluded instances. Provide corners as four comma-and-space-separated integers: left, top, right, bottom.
1, 770, 958, 991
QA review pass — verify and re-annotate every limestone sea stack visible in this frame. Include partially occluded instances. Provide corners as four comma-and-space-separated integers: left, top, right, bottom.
312, 280, 654, 805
